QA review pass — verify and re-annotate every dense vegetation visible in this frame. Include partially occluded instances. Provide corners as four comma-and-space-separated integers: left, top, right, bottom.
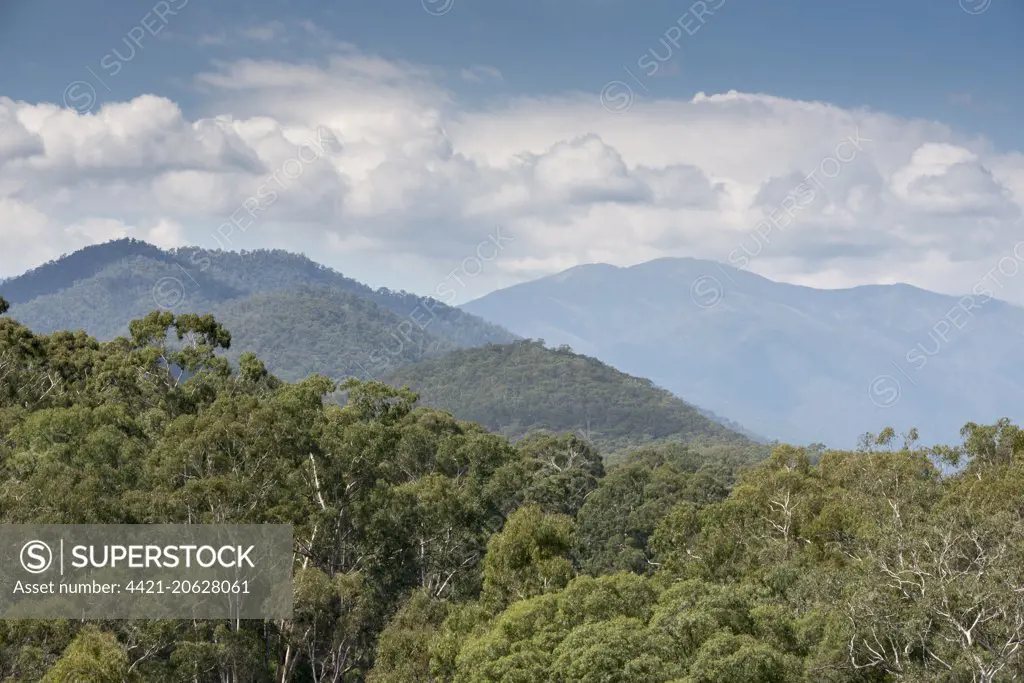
2, 299, 1024, 681
1, 239, 516, 352
384, 340, 761, 456
211, 286, 454, 382
463, 258, 1024, 447
0, 240, 174, 303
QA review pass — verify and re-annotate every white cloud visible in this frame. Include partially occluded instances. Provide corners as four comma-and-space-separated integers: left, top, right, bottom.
890, 143, 1016, 215
460, 65, 503, 83
65, 217, 132, 243
528, 134, 650, 205
198, 21, 294, 47
197, 32, 229, 46
240, 23, 284, 42
0, 49, 1022, 306
0, 101, 43, 164
145, 218, 188, 248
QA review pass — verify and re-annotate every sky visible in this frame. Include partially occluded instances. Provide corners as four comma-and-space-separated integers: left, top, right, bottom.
0, 0, 1022, 303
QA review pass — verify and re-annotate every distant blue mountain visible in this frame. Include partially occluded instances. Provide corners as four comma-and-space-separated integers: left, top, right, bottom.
0, 239, 518, 382
462, 258, 1024, 448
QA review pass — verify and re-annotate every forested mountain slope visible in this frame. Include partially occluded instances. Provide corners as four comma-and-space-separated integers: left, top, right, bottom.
463, 257, 1024, 447
211, 286, 454, 382
2, 300, 1023, 681
2, 239, 516, 379
383, 339, 761, 456
1, 240, 761, 443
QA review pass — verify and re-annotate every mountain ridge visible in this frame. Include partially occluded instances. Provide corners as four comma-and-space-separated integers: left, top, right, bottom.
0, 241, 763, 447
0, 239, 517, 383
383, 338, 763, 457
463, 255, 1024, 447
1, 239, 518, 346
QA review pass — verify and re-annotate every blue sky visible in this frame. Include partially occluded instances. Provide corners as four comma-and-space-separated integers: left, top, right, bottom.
4, 0, 1021, 147
0, 0, 1022, 303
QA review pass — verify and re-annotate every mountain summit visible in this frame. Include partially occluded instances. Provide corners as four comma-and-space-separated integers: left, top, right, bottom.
462, 257, 1024, 447
0, 239, 518, 381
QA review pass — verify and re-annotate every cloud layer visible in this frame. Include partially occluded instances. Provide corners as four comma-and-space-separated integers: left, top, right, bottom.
2, 47, 1022, 304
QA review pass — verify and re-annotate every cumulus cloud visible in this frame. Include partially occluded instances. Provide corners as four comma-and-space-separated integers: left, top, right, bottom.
527, 135, 650, 205
890, 143, 1016, 216
0, 48, 1022, 305
0, 102, 43, 164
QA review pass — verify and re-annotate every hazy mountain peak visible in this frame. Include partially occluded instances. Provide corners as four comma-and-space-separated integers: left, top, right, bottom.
463, 256, 1024, 448
1, 240, 518, 373
548, 262, 622, 283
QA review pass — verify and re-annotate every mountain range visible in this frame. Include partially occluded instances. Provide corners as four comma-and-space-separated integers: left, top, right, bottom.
382, 339, 763, 458
1, 240, 515, 381
5, 239, 1017, 448
0, 240, 755, 454
463, 257, 1024, 447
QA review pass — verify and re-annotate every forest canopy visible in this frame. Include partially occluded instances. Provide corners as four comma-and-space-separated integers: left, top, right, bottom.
1, 306, 1023, 682
383, 339, 762, 457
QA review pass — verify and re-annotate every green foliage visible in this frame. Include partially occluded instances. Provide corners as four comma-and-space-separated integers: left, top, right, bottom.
385, 339, 761, 455
576, 445, 729, 575
211, 286, 452, 382
480, 505, 575, 608
513, 432, 606, 516
681, 632, 801, 683
42, 626, 128, 683
0, 311, 528, 680
369, 590, 449, 682
2, 240, 773, 465
1, 239, 516, 374
3, 304, 1024, 682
